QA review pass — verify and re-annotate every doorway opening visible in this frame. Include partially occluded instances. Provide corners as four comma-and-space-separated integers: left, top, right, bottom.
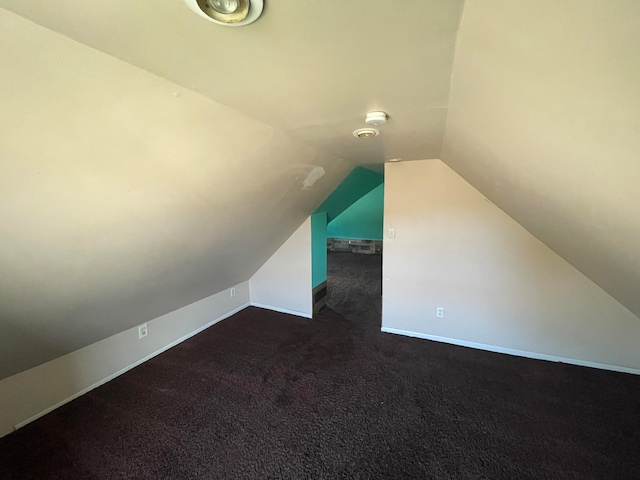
311, 166, 384, 326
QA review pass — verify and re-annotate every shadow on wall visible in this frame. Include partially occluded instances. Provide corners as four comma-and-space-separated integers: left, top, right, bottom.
327, 184, 384, 241
314, 166, 383, 224
0, 320, 77, 436
0, 320, 70, 381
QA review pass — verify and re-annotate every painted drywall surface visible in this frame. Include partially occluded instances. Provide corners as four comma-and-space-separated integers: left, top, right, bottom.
383, 160, 640, 370
0, 282, 250, 439
0, 10, 351, 379
0, 1, 464, 164
315, 166, 383, 222
250, 218, 312, 317
311, 212, 327, 289
327, 184, 384, 240
442, 0, 640, 318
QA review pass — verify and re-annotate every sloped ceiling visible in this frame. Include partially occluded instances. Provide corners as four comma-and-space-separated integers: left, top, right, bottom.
1, 0, 638, 378
0, 9, 351, 379
442, 0, 640, 318
0, 0, 465, 379
0, 0, 465, 164
327, 184, 385, 241
315, 166, 383, 223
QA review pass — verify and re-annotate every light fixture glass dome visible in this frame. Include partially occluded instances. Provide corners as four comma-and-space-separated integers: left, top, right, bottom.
208, 0, 240, 14
185, 0, 263, 26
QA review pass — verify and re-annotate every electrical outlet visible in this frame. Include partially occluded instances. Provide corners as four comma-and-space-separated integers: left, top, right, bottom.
138, 323, 148, 339
436, 307, 445, 318
230, 287, 236, 297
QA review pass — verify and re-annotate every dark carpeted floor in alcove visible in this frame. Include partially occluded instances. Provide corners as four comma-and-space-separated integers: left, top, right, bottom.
1, 252, 639, 479
326, 251, 382, 326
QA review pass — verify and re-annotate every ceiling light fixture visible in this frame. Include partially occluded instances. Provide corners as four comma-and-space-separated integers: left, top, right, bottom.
183, 0, 264, 26
365, 111, 388, 126
353, 128, 381, 139
388, 158, 403, 163
210, 0, 241, 14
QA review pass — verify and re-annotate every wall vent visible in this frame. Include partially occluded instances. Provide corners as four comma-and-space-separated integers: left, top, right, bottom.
313, 282, 327, 315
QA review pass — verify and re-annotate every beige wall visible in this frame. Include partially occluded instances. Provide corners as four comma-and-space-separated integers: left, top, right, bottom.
0, 9, 350, 379
250, 217, 312, 317
1, 214, 314, 439
442, 0, 640, 318
0, 282, 250, 438
382, 160, 640, 371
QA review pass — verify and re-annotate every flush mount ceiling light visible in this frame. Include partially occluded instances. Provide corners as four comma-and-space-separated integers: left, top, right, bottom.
365, 111, 388, 126
184, 0, 264, 26
353, 128, 381, 139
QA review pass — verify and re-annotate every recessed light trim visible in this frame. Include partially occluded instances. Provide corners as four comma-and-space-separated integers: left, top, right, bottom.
184, 0, 264, 26
388, 158, 403, 162
353, 128, 381, 139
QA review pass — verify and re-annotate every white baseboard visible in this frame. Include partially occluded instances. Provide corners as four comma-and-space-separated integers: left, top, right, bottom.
380, 327, 640, 376
0, 284, 253, 438
250, 302, 312, 319
13, 302, 250, 432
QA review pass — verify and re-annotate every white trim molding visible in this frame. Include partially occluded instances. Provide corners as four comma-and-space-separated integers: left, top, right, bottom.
13, 303, 250, 432
0, 283, 252, 438
250, 302, 313, 319
381, 327, 640, 376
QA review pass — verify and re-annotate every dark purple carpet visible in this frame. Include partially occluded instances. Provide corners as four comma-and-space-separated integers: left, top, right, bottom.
326, 251, 382, 326
1, 253, 639, 479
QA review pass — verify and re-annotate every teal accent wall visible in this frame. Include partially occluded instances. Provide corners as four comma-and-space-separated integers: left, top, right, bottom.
312, 166, 383, 288
314, 166, 383, 222
311, 212, 327, 288
327, 184, 384, 240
